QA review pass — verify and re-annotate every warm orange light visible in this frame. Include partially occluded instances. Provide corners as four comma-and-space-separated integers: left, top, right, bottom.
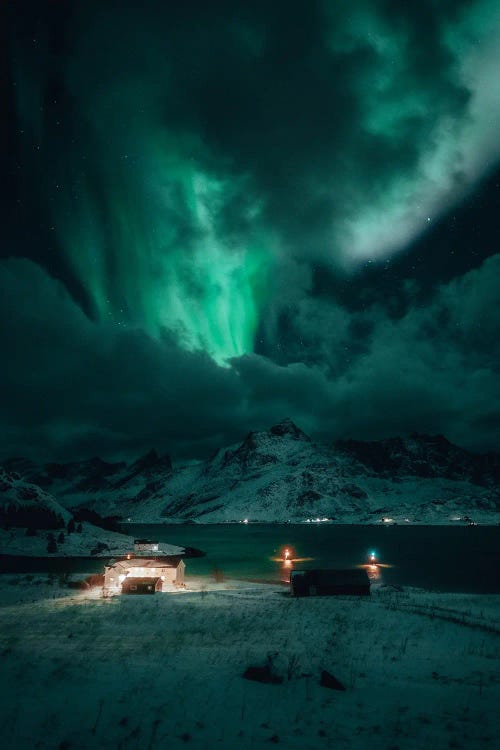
275, 545, 299, 563
367, 565, 380, 580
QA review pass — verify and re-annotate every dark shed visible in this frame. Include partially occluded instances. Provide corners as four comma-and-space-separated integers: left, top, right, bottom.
290, 568, 370, 597
121, 577, 162, 595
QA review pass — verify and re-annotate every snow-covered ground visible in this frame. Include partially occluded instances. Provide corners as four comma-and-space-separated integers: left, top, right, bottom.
0, 524, 184, 557
0, 575, 498, 749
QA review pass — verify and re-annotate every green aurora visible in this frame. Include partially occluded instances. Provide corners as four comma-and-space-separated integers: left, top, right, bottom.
13, 6, 274, 364
10, 0, 500, 364
53, 143, 272, 362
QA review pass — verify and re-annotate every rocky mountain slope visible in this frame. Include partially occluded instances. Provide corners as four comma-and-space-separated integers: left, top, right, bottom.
3, 420, 499, 524
0, 468, 72, 529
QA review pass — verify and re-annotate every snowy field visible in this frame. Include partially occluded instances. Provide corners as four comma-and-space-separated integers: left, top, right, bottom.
0, 576, 498, 750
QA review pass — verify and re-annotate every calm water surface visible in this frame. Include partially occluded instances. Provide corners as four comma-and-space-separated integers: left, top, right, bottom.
127, 523, 500, 593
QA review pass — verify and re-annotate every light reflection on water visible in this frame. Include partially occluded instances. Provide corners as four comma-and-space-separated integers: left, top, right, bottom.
269, 542, 395, 586
277, 560, 387, 583
270, 553, 315, 583
271, 557, 388, 583
272, 546, 391, 583
280, 559, 291, 583
357, 562, 393, 581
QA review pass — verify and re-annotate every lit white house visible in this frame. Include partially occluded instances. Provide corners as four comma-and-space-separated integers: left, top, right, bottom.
133, 539, 159, 554
103, 557, 185, 596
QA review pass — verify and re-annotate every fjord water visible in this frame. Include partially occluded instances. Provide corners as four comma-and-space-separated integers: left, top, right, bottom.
128, 524, 500, 593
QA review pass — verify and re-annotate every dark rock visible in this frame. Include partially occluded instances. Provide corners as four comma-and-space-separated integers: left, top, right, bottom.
130, 449, 161, 472
335, 434, 500, 486
243, 665, 283, 685
269, 418, 311, 441
320, 670, 346, 691
90, 542, 109, 556
67, 580, 89, 589
296, 490, 322, 506
341, 483, 368, 500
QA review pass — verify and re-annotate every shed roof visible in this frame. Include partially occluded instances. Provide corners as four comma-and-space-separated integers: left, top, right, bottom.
294, 568, 370, 585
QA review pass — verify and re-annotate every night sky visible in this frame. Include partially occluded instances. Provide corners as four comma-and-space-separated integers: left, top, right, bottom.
2, 0, 499, 462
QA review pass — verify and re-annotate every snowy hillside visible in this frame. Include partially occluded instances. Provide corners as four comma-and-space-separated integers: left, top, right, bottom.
3, 420, 499, 524
0, 468, 72, 528
0, 469, 183, 557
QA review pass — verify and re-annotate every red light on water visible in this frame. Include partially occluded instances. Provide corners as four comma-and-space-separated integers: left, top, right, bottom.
279, 546, 295, 561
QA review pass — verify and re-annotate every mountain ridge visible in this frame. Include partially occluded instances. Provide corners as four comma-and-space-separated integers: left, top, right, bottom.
2, 420, 499, 524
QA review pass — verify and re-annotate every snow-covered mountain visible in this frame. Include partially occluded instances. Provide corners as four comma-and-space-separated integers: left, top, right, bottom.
0, 467, 72, 529
3, 419, 499, 524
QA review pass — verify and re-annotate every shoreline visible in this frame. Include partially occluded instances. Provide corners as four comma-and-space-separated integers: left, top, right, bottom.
122, 520, 499, 526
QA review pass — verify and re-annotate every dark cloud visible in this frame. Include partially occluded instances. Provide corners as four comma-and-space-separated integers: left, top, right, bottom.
1, 256, 498, 462
0, 260, 245, 460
